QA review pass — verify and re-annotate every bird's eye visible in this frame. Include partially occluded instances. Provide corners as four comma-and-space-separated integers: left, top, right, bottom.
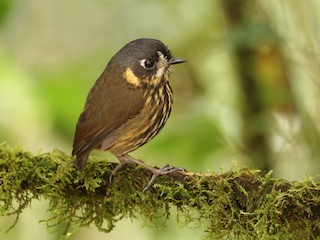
140, 59, 155, 69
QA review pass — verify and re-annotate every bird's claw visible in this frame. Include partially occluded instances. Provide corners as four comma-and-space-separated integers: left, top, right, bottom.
142, 165, 185, 192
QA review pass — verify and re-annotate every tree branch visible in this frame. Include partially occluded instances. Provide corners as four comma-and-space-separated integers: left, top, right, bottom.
0, 144, 319, 239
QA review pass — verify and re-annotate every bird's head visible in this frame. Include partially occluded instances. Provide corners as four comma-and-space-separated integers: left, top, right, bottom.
109, 38, 185, 88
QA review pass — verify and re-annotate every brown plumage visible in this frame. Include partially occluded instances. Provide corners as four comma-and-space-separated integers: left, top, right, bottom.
72, 38, 185, 191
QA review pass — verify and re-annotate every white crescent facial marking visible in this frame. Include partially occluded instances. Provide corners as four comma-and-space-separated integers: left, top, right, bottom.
157, 51, 166, 60
156, 67, 165, 78
156, 51, 168, 78
139, 59, 147, 68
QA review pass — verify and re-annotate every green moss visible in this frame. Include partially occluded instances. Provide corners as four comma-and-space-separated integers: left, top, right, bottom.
0, 144, 319, 239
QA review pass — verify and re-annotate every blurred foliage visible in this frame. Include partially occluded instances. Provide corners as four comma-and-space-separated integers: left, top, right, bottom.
0, 0, 12, 26
0, 0, 320, 239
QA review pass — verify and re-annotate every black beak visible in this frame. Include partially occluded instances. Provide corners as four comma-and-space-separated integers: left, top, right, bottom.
169, 57, 186, 65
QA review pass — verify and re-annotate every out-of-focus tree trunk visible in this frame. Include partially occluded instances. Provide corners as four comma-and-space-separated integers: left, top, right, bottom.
220, 0, 296, 170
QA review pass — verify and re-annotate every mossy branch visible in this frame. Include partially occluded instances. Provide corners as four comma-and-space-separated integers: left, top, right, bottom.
0, 145, 319, 239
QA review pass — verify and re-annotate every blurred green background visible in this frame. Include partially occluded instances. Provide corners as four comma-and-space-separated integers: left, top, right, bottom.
1, 0, 320, 239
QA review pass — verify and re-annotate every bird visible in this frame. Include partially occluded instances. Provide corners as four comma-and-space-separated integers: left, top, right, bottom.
72, 38, 186, 191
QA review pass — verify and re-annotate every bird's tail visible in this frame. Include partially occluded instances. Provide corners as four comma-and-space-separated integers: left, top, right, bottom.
74, 153, 89, 171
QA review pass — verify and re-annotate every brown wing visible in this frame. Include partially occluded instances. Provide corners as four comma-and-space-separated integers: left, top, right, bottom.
72, 66, 144, 170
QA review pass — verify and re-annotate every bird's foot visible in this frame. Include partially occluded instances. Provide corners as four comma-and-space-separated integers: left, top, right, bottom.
143, 164, 185, 193
111, 154, 184, 192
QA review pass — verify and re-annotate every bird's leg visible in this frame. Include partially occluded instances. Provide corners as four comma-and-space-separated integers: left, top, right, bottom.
122, 154, 185, 192
109, 155, 132, 183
